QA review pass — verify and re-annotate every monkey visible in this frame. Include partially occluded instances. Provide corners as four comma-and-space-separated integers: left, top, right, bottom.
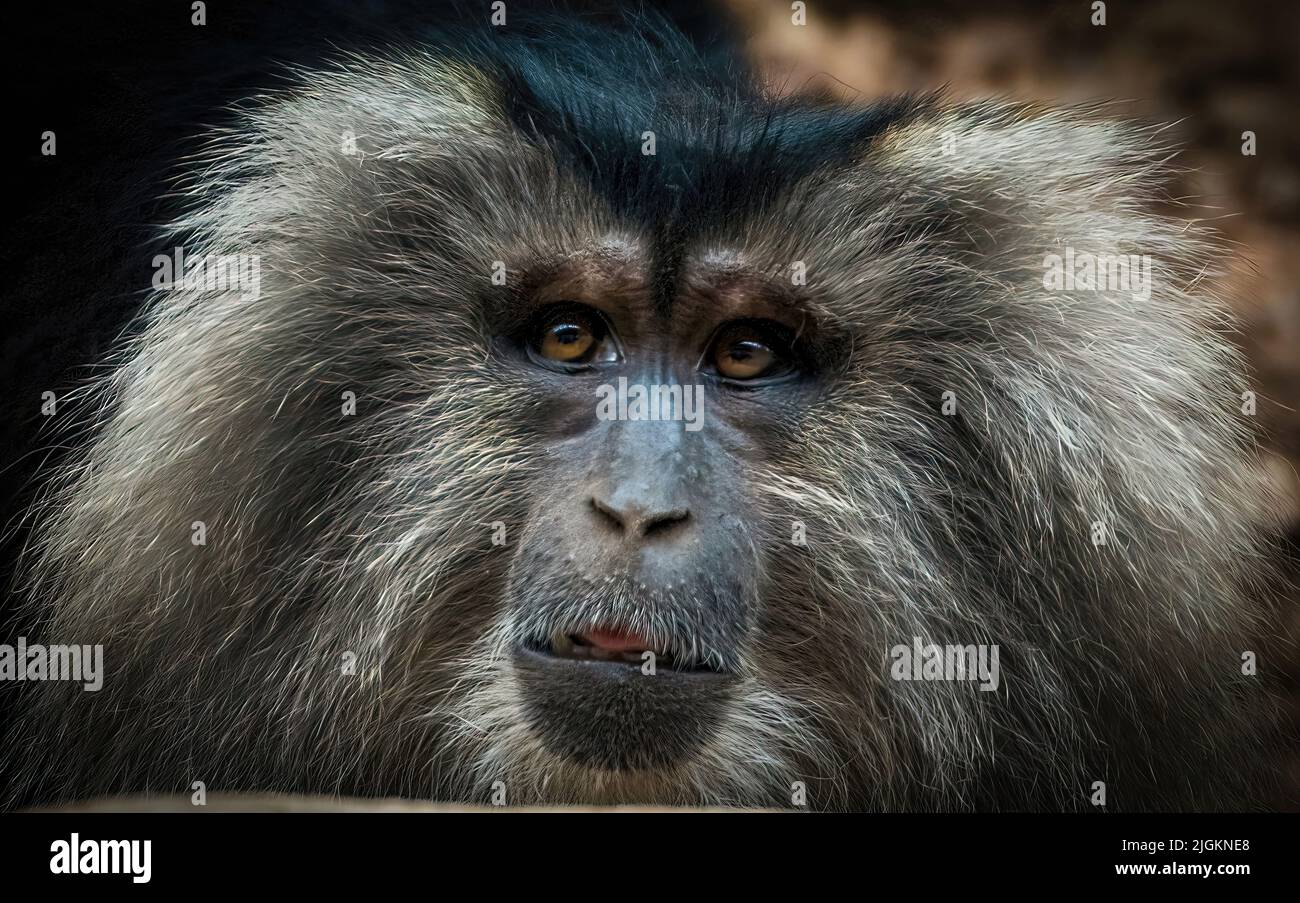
3, 10, 1288, 811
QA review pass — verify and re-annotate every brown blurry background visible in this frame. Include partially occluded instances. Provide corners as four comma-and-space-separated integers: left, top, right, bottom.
725, 0, 1300, 806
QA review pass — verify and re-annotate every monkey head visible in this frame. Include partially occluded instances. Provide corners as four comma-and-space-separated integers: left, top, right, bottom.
10, 17, 1282, 810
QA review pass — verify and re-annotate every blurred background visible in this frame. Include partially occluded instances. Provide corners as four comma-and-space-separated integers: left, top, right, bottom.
724, 0, 1300, 805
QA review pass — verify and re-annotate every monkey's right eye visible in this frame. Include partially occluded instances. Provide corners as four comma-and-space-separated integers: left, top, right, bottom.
528, 305, 618, 369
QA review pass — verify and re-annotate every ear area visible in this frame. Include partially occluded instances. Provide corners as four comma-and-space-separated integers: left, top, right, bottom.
246, 52, 507, 164
852, 101, 1218, 310
865, 102, 1176, 214
165, 50, 524, 260
870, 100, 1242, 356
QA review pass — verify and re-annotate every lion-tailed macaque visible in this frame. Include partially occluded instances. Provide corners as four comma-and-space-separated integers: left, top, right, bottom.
6, 12, 1286, 811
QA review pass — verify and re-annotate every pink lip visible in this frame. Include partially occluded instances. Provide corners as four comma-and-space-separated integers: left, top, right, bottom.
578, 628, 655, 653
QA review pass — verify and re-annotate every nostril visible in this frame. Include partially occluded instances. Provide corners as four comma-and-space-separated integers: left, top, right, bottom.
589, 496, 691, 539
589, 496, 626, 533
642, 509, 690, 538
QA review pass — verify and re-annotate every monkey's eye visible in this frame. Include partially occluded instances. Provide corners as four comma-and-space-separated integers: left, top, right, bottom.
706, 321, 795, 382
529, 304, 618, 368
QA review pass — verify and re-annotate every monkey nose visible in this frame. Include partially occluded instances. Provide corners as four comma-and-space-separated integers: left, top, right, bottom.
588, 495, 691, 539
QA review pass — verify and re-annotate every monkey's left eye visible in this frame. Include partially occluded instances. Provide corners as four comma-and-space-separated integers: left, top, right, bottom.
705, 321, 796, 382
528, 304, 619, 368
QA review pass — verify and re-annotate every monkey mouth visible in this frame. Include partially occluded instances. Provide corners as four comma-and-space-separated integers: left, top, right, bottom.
540, 627, 718, 674
512, 623, 735, 771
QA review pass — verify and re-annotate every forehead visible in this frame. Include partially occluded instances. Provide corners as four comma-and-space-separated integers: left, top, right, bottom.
461, 24, 927, 313
523, 238, 808, 335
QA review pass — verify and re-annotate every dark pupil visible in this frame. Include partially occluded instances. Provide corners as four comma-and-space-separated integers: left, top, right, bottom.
731, 340, 762, 360
554, 323, 584, 344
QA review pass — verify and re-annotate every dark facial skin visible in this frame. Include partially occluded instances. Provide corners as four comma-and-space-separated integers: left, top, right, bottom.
498, 245, 822, 769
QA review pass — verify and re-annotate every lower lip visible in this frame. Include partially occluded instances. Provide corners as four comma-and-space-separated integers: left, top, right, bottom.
509, 644, 735, 770
515, 643, 730, 683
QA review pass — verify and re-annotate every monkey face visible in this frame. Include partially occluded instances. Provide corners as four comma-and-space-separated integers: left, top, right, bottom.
497, 254, 819, 770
